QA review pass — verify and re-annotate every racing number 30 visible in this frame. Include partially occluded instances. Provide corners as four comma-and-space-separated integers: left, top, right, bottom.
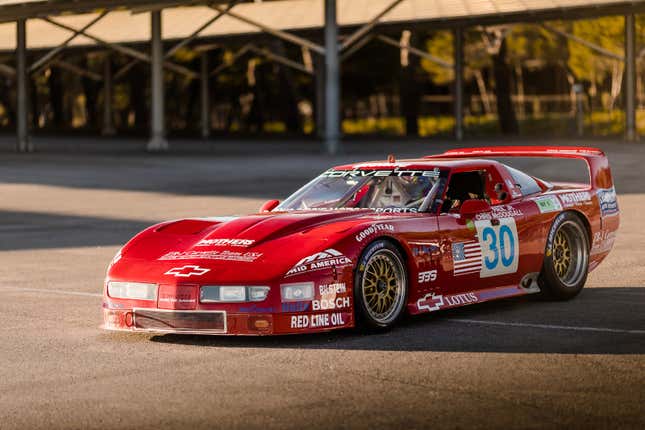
476, 219, 519, 278
481, 225, 515, 269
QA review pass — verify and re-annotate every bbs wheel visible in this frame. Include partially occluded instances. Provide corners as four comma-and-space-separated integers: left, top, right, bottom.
539, 212, 590, 300
354, 240, 408, 330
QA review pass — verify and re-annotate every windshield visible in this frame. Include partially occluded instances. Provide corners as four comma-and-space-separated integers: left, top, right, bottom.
277, 168, 442, 212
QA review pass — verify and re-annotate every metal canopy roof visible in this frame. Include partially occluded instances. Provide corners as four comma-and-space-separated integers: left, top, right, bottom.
0, 0, 643, 52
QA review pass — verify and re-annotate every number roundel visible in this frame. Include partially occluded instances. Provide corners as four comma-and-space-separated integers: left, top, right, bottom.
475, 219, 519, 278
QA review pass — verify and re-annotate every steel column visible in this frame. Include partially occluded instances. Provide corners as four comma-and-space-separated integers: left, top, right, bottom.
102, 54, 115, 135
625, 14, 637, 141
16, 18, 30, 152
315, 54, 325, 138
200, 51, 210, 139
453, 26, 464, 141
324, 0, 340, 155
148, 10, 168, 151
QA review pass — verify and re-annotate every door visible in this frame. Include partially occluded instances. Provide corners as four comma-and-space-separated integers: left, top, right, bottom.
437, 168, 525, 294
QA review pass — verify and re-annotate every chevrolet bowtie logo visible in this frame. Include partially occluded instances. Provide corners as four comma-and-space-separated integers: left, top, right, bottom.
164, 265, 210, 277
417, 293, 443, 312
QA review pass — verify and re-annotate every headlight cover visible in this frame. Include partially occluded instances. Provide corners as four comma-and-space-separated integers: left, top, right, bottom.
200, 286, 270, 303
107, 281, 157, 301
280, 282, 314, 302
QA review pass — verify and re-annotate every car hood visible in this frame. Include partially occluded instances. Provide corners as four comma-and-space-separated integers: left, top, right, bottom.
111, 210, 388, 283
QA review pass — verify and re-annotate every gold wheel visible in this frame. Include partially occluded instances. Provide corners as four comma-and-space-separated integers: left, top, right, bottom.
361, 248, 406, 325
549, 219, 588, 288
553, 230, 572, 279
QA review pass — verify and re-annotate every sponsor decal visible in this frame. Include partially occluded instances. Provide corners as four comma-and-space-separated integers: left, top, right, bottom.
416, 292, 478, 312
418, 270, 437, 284
535, 195, 563, 214
319, 282, 347, 295
290, 312, 347, 329
312, 296, 351, 311
196, 238, 255, 247
286, 249, 352, 276
374, 207, 419, 213
452, 218, 519, 278
355, 224, 395, 242
281, 207, 365, 212
164, 265, 210, 277
239, 305, 274, 313
281, 302, 310, 312
558, 191, 592, 207
592, 230, 617, 254
322, 168, 440, 178
159, 251, 262, 263
597, 187, 618, 216
157, 285, 198, 309
475, 205, 523, 220
411, 243, 440, 258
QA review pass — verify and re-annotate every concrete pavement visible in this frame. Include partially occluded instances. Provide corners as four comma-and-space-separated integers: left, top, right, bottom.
0, 141, 643, 429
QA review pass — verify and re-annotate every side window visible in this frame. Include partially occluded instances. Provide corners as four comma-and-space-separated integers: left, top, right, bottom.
441, 170, 489, 213
505, 165, 542, 196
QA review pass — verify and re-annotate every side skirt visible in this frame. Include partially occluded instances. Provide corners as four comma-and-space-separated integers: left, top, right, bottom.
410, 273, 541, 315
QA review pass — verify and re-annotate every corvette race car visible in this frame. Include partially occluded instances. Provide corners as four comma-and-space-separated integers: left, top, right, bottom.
102, 146, 619, 335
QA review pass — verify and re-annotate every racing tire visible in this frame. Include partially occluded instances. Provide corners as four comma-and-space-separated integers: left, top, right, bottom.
354, 240, 408, 331
539, 212, 590, 300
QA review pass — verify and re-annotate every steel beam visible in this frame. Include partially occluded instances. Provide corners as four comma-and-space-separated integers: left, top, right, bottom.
324, 0, 340, 155
377, 35, 453, 68
102, 54, 116, 135
210, 5, 325, 54
542, 23, 624, 62
16, 18, 31, 152
200, 51, 210, 139
454, 26, 464, 141
249, 45, 313, 75
147, 10, 168, 151
51, 59, 103, 81
210, 44, 252, 76
30, 12, 108, 74
625, 14, 637, 141
340, 34, 374, 62
0, 63, 16, 77
44, 16, 197, 79
116, 2, 237, 80
340, 0, 405, 51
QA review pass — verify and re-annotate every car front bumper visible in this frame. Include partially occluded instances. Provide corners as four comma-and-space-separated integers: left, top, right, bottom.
102, 307, 353, 335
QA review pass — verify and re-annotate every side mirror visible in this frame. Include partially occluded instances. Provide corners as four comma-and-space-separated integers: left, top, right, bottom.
459, 199, 491, 218
260, 199, 280, 212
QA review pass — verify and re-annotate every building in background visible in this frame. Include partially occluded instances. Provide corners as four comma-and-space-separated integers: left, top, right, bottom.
0, 0, 643, 153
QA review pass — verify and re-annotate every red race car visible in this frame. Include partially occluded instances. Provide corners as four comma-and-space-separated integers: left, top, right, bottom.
102, 146, 619, 335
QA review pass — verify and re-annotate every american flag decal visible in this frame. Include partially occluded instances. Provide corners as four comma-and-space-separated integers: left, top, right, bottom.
452, 241, 482, 276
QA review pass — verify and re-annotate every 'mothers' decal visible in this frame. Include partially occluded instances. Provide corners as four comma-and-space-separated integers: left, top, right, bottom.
196, 238, 255, 247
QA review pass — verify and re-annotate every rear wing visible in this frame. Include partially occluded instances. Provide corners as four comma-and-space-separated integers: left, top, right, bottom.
424, 146, 614, 190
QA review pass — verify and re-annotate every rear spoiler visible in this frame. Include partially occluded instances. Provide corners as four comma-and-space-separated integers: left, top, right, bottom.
424, 146, 613, 190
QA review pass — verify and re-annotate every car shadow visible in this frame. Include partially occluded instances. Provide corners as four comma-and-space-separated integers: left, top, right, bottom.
148, 287, 645, 355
